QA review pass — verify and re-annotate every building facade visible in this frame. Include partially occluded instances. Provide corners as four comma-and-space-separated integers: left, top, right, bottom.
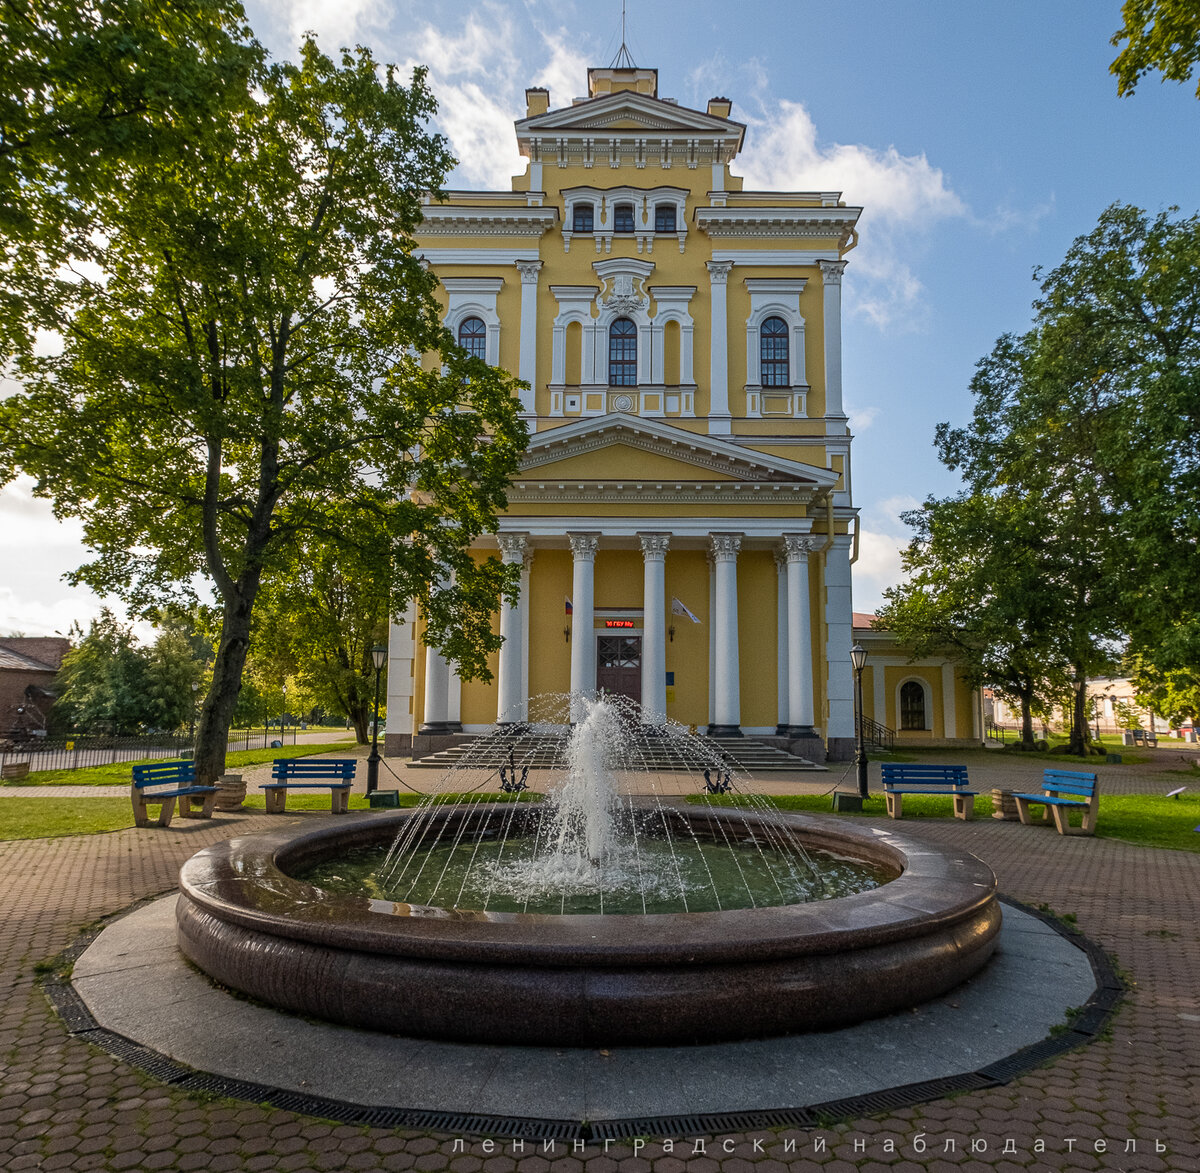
386, 62, 869, 760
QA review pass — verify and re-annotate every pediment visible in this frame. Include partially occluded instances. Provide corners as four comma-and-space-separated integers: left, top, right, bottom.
517, 92, 742, 138
519, 416, 839, 490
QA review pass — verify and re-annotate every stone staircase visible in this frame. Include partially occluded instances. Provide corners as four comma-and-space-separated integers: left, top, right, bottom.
407, 732, 825, 773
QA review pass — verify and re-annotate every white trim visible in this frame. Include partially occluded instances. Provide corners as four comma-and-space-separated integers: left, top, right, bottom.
710, 249, 842, 265
418, 249, 534, 265
896, 676, 934, 733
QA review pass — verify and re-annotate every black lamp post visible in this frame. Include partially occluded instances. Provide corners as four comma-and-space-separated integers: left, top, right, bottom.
850, 643, 869, 799
367, 643, 387, 794
281, 682, 287, 745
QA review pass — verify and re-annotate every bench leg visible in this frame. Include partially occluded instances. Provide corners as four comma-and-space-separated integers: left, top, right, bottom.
332, 788, 349, 814
264, 789, 286, 814
1081, 798, 1099, 836
954, 795, 975, 821
131, 787, 150, 828
199, 792, 217, 818
1014, 797, 1037, 826
156, 798, 176, 828
885, 792, 901, 819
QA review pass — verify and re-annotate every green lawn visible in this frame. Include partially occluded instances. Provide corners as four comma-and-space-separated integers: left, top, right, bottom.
693, 790, 1200, 853
0, 789, 539, 841
1, 740, 356, 787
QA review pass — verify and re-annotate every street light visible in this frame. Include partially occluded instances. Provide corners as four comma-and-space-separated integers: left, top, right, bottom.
281, 682, 287, 746
1072, 678, 1084, 755
850, 643, 869, 799
367, 644, 387, 794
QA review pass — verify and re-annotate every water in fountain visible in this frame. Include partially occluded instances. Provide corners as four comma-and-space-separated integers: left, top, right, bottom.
295, 694, 889, 915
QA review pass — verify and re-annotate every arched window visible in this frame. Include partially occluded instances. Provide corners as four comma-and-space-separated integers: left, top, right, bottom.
613, 202, 635, 232
900, 681, 927, 731
608, 318, 637, 386
760, 316, 789, 387
572, 203, 594, 233
458, 316, 487, 361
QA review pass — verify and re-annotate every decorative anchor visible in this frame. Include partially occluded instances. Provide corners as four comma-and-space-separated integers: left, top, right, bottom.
703, 767, 732, 795
499, 748, 529, 794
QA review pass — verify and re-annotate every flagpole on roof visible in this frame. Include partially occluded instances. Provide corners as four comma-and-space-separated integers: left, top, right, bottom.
611, 0, 637, 68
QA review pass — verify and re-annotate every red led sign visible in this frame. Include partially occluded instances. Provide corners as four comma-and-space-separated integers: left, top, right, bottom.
604, 620, 634, 628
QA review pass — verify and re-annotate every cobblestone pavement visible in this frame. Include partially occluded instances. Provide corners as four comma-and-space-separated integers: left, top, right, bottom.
1, 761, 1198, 1171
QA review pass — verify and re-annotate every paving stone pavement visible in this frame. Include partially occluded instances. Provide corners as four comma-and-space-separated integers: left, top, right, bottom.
0, 766, 1198, 1171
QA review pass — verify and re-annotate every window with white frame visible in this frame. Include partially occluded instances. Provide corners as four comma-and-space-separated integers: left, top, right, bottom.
608, 318, 637, 386
458, 316, 487, 361
760, 316, 789, 387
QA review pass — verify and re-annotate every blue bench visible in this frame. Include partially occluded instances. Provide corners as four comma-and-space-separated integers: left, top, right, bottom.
881, 763, 976, 820
131, 760, 217, 827
262, 758, 356, 813
1013, 769, 1099, 836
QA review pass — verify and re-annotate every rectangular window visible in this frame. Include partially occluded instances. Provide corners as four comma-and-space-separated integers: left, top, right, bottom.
572, 204, 594, 233
614, 203, 635, 232
654, 204, 677, 233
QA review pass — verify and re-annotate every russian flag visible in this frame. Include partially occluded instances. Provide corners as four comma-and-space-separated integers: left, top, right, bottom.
565, 597, 573, 615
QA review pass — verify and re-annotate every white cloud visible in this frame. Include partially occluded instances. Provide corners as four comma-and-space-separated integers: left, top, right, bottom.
273, 0, 391, 49
848, 405, 879, 433
851, 495, 920, 612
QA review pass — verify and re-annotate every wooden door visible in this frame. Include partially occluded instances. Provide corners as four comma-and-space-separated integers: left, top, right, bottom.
596, 636, 641, 704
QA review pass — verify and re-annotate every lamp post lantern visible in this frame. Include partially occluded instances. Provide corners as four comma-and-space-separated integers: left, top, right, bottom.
367, 644, 387, 794
850, 643, 869, 799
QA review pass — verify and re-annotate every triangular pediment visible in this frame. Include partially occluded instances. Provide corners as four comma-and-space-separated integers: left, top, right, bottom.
517, 91, 742, 139
519, 416, 839, 489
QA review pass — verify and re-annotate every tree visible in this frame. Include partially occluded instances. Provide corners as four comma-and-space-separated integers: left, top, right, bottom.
1111, 1, 1200, 98
55, 609, 150, 733
1, 0, 263, 357
1, 32, 528, 783
253, 519, 391, 744
877, 489, 1072, 749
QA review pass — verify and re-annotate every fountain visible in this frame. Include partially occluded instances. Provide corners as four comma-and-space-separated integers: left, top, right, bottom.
177, 695, 1000, 1045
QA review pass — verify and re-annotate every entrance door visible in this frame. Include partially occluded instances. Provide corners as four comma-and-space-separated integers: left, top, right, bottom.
596, 636, 642, 704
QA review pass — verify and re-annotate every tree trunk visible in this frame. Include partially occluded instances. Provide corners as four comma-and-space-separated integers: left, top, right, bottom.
1069, 674, 1089, 757
1019, 686, 1036, 748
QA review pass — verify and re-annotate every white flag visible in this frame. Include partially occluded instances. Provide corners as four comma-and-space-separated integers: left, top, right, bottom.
671, 597, 700, 623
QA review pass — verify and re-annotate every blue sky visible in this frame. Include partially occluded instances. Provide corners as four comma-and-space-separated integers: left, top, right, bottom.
3, 0, 1198, 634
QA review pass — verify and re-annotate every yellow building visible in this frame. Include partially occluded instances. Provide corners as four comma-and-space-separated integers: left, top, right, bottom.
386, 61, 881, 761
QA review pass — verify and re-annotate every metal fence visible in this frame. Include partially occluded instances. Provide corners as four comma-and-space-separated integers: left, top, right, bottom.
0, 728, 298, 778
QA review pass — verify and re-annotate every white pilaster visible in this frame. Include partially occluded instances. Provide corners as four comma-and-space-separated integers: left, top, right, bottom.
942, 662, 958, 740
707, 551, 716, 728
639, 533, 670, 724
568, 532, 599, 721
706, 260, 733, 434
447, 663, 462, 730
774, 551, 789, 733
783, 534, 818, 734
824, 534, 855, 742
709, 532, 742, 734
496, 533, 528, 723
385, 602, 417, 741
520, 548, 533, 720
818, 260, 847, 424
873, 661, 887, 730
515, 261, 542, 416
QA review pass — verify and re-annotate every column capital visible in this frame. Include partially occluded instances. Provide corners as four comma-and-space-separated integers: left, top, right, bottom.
567, 532, 600, 562
774, 548, 788, 574
515, 258, 543, 284
638, 532, 671, 561
781, 533, 822, 562
818, 259, 847, 286
522, 547, 535, 571
497, 532, 529, 563
709, 532, 743, 562
706, 259, 734, 284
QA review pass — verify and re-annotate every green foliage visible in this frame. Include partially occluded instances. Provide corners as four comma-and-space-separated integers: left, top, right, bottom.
1, 18, 528, 783
1111, 0, 1200, 97
1129, 656, 1200, 724
1, 0, 264, 358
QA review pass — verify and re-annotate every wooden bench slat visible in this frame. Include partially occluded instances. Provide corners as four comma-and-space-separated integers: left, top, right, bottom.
1013, 768, 1100, 836
880, 762, 974, 821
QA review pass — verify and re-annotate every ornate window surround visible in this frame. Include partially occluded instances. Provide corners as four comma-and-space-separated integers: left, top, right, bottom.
561, 185, 689, 254
441, 277, 504, 366
743, 277, 808, 419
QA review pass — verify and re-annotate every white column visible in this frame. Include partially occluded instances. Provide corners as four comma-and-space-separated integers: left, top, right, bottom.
709, 532, 742, 734
942, 662, 958, 740
421, 643, 451, 733
496, 533, 528, 723
568, 532, 599, 721
783, 534, 818, 735
639, 533, 670, 724
515, 260, 541, 416
446, 663, 462, 731
825, 534, 855, 744
774, 551, 789, 734
818, 260, 847, 424
385, 603, 417, 743
520, 547, 533, 720
706, 260, 733, 435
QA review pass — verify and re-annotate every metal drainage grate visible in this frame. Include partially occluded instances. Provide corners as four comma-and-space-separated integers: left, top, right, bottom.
590, 1107, 819, 1140
42, 979, 99, 1034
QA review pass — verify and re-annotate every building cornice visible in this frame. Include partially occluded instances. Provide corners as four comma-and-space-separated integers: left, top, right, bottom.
696, 207, 861, 247
418, 206, 557, 238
